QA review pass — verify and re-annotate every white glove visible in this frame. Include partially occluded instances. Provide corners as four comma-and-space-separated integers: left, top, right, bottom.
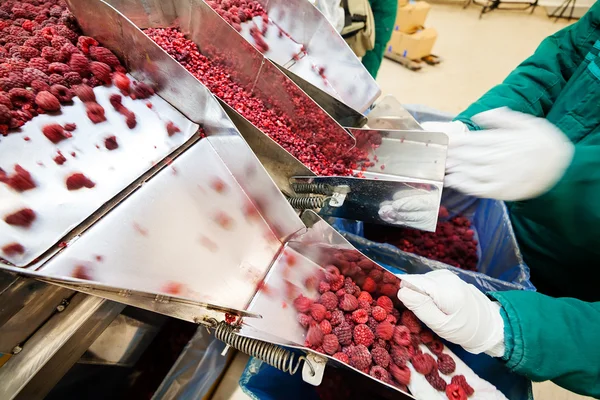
378, 189, 437, 228
421, 120, 468, 137
397, 270, 505, 357
445, 108, 574, 201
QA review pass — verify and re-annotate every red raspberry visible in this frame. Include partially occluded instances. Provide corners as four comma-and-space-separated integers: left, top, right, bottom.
451, 375, 474, 397
74, 84, 96, 102
319, 291, 338, 311
324, 265, 340, 281
339, 294, 358, 311
426, 371, 447, 391
0, 165, 35, 192
391, 345, 410, 366
329, 310, 344, 326
18, 46, 39, 60
48, 73, 66, 86
297, 313, 313, 328
50, 84, 73, 103
86, 102, 106, 124
411, 353, 436, 375
4, 208, 36, 227
401, 310, 422, 334
437, 353, 456, 375
9, 88, 34, 107
332, 352, 349, 364
369, 365, 390, 382
357, 291, 373, 303
41, 46, 59, 62
330, 275, 344, 291
131, 81, 154, 100
293, 294, 312, 313
342, 344, 355, 356
29, 57, 50, 73
393, 325, 411, 346
53, 151, 67, 165
63, 71, 82, 86
320, 319, 332, 335
427, 340, 445, 356
77, 36, 99, 54
112, 71, 130, 93
367, 316, 379, 333
66, 173, 96, 190
166, 121, 181, 136
389, 363, 411, 386
382, 271, 397, 284
48, 62, 71, 74
375, 320, 394, 341
310, 303, 326, 322
89, 46, 121, 68
420, 330, 434, 344
69, 53, 89, 76
351, 309, 368, 324
42, 123, 70, 143
322, 334, 339, 355
333, 323, 353, 346
90, 61, 111, 84
379, 283, 399, 298
318, 281, 330, 294
371, 346, 390, 368
361, 276, 377, 293
31, 79, 50, 93
35, 91, 60, 111
335, 289, 346, 298
371, 306, 387, 322
353, 324, 374, 347
2, 242, 25, 256
306, 323, 324, 347
104, 135, 118, 150
64, 123, 77, 131
376, 296, 394, 313
344, 277, 360, 296
446, 383, 467, 400
23, 68, 48, 84
358, 299, 371, 313
0, 104, 11, 124
349, 344, 371, 370
55, 26, 78, 42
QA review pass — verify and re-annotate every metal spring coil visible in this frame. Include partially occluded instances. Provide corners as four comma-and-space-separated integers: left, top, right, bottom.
292, 182, 333, 195
287, 196, 327, 210
214, 321, 314, 376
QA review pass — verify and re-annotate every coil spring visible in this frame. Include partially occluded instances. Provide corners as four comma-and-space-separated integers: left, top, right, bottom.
292, 182, 333, 195
214, 321, 315, 376
287, 196, 327, 210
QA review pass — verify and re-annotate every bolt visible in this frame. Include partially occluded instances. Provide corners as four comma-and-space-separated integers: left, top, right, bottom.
12, 345, 22, 355
56, 304, 65, 312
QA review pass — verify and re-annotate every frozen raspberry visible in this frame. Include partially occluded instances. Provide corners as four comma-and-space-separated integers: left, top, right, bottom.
420, 330, 434, 344
131, 81, 154, 99
18, 46, 39, 60
41, 46, 59, 62
411, 353, 436, 375
376, 296, 394, 313
371, 346, 390, 368
437, 353, 456, 375
63, 71, 82, 85
391, 345, 410, 366
389, 363, 411, 386
361, 276, 377, 293
379, 283, 399, 298
318, 281, 330, 294
66, 173, 95, 190
330, 275, 344, 291
50, 84, 73, 103
104, 135, 118, 150
322, 334, 339, 355
329, 310, 344, 326
86, 102, 106, 123
64, 123, 77, 131
23, 68, 48, 85
112, 71, 130, 93
48, 62, 71, 74
427, 340, 445, 356
358, 299, 371, 312
451, 375, 474, 397
31, 79, 50, 93
0, 77, 16, 92
325, 265, 340, 278
2, 242, 25, 256
42, 123, 70, 143
109, 93, 122, 108
77, 36, 99, 54
350, 344, 371, 370
333, 352, 349, 364
74, 84, 95, 102
35, 91, 60, 111
369, 365, 390, 382
4, 208, 35, 227
339, 294, 358, 312
166, 121, 181, 137
0, 104, 11, 124
306, 323, 324, 347
382, 271, 397, 284
90, 61, 111, 84
48, 73, 66, 86
357, 291, 373, 303
335, 289, 346, 298
29, 57, 50, 73
53, 151, 67, 165
401, 310, 422, 334
319, 291, 338, 311
446, 383, 467, 400
353, 324, 374, 347
9, 88, 34, 107
375, 320, 394, 341
297, 313, 313, 328
320, 319, 332, 335
367, 316, 379, 333
293, 294, 312, 313
351, 309, 369, 324
344, 277, 360, 296
393, 325, 411, 346
89, 46, 121, 68
426, 371, 447, 391
69, 53, 89, 76
333, 323, 353, 346
371, 306, 387, 322
310, 303, 327, 322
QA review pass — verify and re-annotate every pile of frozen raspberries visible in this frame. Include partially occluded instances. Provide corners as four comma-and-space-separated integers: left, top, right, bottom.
294, 253, 475, 399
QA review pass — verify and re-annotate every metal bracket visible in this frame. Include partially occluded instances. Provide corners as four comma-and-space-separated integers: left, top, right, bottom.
302, 352, 327, 386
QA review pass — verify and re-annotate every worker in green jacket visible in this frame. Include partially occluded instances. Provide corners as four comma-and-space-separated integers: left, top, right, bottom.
362, 0, 397, 78
403, 3, 600, 397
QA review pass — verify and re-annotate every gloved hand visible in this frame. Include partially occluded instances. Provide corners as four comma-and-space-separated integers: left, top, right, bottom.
397, 270, 505, 357
421, 120, 468, 137
378, 189, 437, 229
445, 108, 575, 201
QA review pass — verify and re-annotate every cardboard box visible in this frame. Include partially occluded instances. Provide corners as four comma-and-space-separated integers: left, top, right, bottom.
394, 2, 431, 33
385, 27, 437, 60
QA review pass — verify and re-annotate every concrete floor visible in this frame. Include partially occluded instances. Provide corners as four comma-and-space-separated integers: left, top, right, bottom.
212, 4, 593, 400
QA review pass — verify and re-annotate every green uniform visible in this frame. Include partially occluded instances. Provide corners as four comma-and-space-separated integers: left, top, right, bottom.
453, 3, 600, 395
362, 0, 397, 78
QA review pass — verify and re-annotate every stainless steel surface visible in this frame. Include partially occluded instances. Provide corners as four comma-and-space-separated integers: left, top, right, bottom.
367, 95, 423, 131
0, 293, 124, 400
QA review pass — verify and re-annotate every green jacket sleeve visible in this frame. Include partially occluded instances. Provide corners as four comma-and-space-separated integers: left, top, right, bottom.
454, 2, 599, 130
362, 0, 398, 78
488, 290, 600, 398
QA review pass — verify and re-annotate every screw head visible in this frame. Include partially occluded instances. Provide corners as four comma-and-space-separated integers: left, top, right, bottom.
12, 345, 22, 355
56, 304, 65, 312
